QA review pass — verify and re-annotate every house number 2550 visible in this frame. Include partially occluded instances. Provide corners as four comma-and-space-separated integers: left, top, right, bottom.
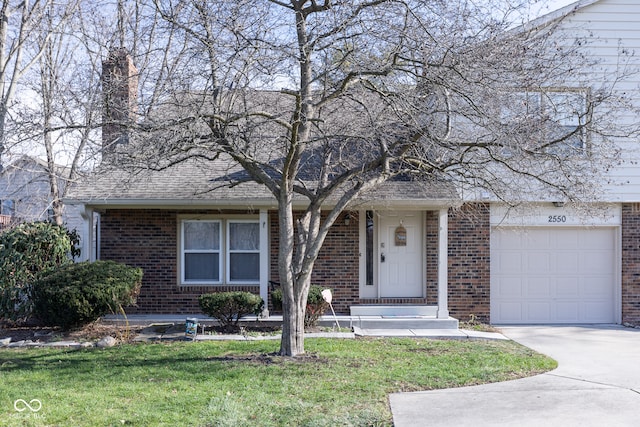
548, 215, 567, 223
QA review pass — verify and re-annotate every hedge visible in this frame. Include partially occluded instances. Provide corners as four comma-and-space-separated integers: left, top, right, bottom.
31, 260, 143, 329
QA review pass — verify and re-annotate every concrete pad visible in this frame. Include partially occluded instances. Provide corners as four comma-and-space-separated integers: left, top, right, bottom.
390, 375, 640, 427
500, 325, 640, 391
353, 327, 508, 340
390, 325, 640, 427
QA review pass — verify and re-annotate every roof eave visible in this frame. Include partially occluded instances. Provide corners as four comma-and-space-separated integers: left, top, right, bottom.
65, 197, 461, 211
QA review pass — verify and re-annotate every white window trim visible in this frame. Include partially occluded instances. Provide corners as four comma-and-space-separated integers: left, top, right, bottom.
226, 219, 260, 284
181, 219, 222, 285
501, 88, 589, 154
179, 216, 260, 286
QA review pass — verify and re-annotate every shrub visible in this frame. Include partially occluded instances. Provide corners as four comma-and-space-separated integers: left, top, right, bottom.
270, 285, 330, 328
31, 260, 143, 329
0, 222, 80, 322
199, 292, 264, 330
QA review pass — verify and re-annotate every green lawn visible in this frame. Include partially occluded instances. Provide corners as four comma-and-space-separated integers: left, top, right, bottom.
0, 338, 556, 427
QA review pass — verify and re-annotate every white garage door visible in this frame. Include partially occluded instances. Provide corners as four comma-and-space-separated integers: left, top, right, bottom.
491, 227, 617, 324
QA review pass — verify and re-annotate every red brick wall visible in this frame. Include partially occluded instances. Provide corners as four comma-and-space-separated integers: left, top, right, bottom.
622, 204, 640, 325
425, 211, 439, 303
269, 211, 360, 314
100, 209, 258, 314
447, 204, 491, 322
101, 208, 360, 314
100, 206, 491, 319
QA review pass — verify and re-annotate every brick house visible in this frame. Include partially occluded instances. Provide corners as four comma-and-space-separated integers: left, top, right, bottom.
68, 0, 640, 325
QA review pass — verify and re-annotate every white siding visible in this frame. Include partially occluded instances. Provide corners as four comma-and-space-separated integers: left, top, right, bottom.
0, 157, 83, 232
553, 1, 640, 201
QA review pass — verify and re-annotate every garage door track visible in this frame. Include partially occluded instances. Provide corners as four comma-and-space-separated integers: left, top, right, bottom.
389, 325, 640, 426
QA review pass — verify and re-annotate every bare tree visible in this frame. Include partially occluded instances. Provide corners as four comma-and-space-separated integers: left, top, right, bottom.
32, 1, 85, 225
11, 0, 169, 225
127, 0, 637, 356
0, 0, 73, 170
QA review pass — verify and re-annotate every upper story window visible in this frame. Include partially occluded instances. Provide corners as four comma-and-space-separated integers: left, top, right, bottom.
502, 89, 588, 156
543, 91, 588, 154
180, 217, 260, 285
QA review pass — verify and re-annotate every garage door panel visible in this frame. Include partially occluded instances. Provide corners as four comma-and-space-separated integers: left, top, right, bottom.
496, 252, 524, 274
527, 302, 551, 322
582, 277, 612, 297
581, 252, 614, 274
555, 302, 579, 322
583, 301, 614, 322
496, 278, 523, 297
491, 227, 616, 324
580, 228, 614, 246
556, 278, 579, 297
526, 252, 551, 273
496, 302, 523, 322
555, 230, 579, 249
527, 277, 551, 297
526, 235, 550, 251
495, 231, 524, 249
556, 253, 579, 274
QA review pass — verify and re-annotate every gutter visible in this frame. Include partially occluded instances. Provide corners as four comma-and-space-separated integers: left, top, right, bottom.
64, 197, 461, 211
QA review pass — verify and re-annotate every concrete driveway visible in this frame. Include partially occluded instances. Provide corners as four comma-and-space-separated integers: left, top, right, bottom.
389, 325, 640, 427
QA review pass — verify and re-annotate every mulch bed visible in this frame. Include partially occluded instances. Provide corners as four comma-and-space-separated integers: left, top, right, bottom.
0, 322, 143, 344
0, 321, 285, 344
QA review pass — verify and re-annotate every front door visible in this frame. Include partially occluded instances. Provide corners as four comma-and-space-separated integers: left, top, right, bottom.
378, 212, 424, 298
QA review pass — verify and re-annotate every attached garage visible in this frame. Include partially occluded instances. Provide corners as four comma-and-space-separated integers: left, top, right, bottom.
490, 205, 620, 324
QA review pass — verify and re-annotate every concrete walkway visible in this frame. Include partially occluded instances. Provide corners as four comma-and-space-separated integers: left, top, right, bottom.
353, 326, 508, 340
389, 325, 640, 427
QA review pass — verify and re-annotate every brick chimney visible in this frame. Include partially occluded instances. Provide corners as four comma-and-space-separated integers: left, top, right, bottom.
102, 48, 138, 160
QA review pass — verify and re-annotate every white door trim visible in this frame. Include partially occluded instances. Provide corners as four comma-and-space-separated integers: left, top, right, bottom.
359, 211, 426, 299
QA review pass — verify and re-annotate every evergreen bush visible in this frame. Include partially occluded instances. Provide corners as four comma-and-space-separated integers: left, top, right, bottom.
31, 260, 143, 329
270, 285, 330, 328
0, 222, 79, 322
199, 292, 264, 330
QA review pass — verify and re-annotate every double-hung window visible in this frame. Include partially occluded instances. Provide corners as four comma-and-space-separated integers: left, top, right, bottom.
501, 89, 588, 156
182, 220, 222, 283
181, 218, 260, 285
227, 221, 260, 282
544, 91, 588, 154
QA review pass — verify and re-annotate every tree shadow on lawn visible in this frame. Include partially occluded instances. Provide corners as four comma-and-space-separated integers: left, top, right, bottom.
0, 343, 326, 377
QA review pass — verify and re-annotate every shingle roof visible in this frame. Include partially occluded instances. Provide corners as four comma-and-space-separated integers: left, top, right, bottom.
66, 155, 458, 208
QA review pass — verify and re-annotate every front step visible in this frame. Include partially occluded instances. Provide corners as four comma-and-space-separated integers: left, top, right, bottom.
350, 305, 438, 317
349, 316, 458, 330
348, 305, 458, 330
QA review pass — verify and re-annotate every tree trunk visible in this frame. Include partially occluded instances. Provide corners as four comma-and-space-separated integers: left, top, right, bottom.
280, 287, 306, 356
277, 190, 312, 356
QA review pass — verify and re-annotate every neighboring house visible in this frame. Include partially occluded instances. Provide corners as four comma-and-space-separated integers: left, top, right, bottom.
67, 0, 640, 326
0, 156, 84, 234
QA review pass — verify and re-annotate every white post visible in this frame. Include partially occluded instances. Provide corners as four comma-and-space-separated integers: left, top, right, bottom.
437, 208, 449, 319
80, 206, 94, 262
259, 209, 270, 317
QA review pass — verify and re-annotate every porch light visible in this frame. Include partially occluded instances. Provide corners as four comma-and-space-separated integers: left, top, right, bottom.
344, 213, 351, 226
553, 201, 565, 207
